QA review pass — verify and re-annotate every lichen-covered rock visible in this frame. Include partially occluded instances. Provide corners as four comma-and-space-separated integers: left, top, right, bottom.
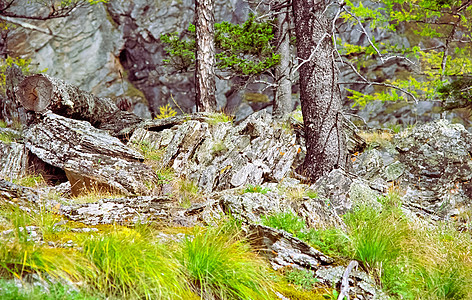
59, 196, 183, 226
24, 113, 158, 196
312, 169, 383, 215
0, 139, 28, 180
316, 265, 389, 299
129, 111, 303, 192
393, 120, 472, 218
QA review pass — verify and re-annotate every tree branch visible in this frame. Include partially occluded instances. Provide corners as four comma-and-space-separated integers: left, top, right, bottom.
0, 15, 68, 39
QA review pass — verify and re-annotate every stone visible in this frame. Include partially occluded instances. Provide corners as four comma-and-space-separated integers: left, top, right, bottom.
0, 139, 28, 180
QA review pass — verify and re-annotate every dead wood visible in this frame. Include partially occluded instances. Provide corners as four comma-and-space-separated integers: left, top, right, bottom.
16, 74, 143, 136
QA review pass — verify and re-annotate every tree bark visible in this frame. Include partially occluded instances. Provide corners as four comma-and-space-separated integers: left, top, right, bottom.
15, 74, 143, 136
273, 6, 293, 118
293, 0, 346, 181
195, 0, 217, 112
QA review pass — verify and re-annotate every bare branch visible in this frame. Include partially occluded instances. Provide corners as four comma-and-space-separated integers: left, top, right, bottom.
338, 261, 359, 300
0, 15, 68, 39
292, 32, 330, 76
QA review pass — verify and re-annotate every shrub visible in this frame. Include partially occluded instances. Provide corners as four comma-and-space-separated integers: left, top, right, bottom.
261, 212, 306, 237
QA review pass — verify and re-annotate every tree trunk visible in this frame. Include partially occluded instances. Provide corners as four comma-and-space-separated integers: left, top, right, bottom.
293, 0, 346, 181
273, 6, 293, 118
195, 0, 217, 112
15, 74, 143, 136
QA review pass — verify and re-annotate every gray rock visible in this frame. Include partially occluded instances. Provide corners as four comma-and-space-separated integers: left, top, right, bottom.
0, 140, 28, 180
129, 110, 302, 192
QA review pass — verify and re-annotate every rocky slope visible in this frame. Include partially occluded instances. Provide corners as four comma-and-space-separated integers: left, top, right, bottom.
2, 76, 472, 297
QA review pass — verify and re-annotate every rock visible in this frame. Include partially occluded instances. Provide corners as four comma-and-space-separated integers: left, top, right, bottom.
129, 110, 303, 192
59, 196, 185, 226
0, 139, 28, 180
393, 120, 472, 218
316, 265, 389, 299
0, 179, 42, 213
24, 113, 158, 196
249, 224, 334, 270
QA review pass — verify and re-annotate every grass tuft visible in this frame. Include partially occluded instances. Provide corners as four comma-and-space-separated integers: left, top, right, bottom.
179, 220, 275, 299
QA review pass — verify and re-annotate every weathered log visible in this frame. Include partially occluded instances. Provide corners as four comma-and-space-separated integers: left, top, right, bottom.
23, 113, 159, 196
1, 66, 33, 126
16, 74, 143, 136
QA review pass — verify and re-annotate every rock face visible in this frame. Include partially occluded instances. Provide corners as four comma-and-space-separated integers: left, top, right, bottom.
350, 119, 472, 219
394, 120, 472, 218
7, 0, 451, 125
129, 110, 302, 192
24, 113, 158, 196
0, 138, 27, 180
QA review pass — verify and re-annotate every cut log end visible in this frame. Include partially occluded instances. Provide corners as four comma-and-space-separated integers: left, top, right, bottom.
17, 74, 53, 113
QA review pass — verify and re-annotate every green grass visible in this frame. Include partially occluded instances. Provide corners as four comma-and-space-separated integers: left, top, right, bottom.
0, 120, 6, 128
11, 174, 46, 188
0, 279, 95, 300
0, 206, 276, 299
207, 112, 233, 125
82, 228, 187, 299
262, 212, 306, 236
244, 184, 270, 195
179, 220, 275, 299
156, 167, 175, 185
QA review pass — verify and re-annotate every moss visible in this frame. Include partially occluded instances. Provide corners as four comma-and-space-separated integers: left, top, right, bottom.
124, 82, 147, 103
243, 92, 270, 103
383, 101, 409, 115
275, 279, 330, 300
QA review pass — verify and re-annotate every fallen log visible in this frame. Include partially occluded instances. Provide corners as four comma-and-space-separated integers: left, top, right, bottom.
16, 74, 143, 136
23, 113, 159, 196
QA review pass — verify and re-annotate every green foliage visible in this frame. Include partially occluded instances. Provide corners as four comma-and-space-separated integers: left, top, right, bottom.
82, 229, 185, 299
0, 57, 32, 93
160, 14, 280, 76
154, 104, 177, 119
11, 174, 46, 188
344, 205, 408, 272
341, 0, 472, 106
262, 212, 306, 236
0, 131, 20, 144
136, 141, 165, 161
303, 228, 352, 258
437, 77, 472, 108
156, 167, 175, 185
284, 269, 318, 291
244, 184, 270, 195
207, 112, 233, 125
0, 279, 94, 300
179, 221, 274, 299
